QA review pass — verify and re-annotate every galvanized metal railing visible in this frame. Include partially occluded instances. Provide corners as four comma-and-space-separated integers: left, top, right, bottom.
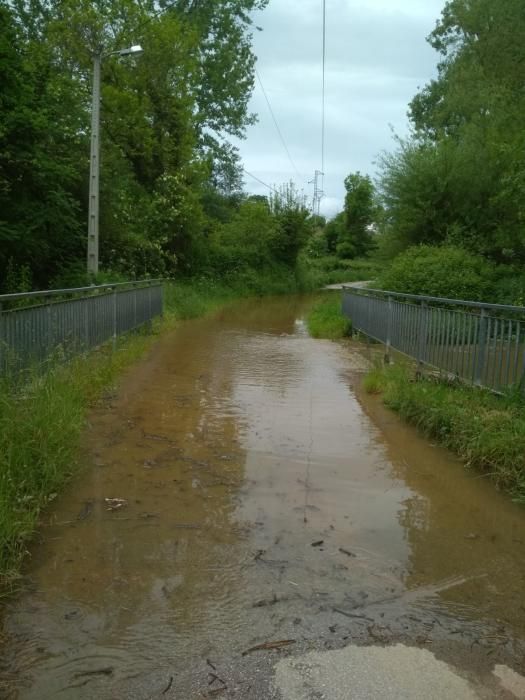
342, 287, 525, 392
0, 279, 163, 375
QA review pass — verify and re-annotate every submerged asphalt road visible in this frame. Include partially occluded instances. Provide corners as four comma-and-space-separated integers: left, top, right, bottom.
2, 295, 525, 699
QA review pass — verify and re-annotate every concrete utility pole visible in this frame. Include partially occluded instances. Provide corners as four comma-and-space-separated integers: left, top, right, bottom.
87, 45, 143, 276
87, 53, 101, 275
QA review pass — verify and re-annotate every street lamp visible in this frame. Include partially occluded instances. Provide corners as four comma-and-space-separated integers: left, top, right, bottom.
87, 45, 143, 275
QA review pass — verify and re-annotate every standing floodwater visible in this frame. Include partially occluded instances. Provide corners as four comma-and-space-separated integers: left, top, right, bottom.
2, 296, 525, 699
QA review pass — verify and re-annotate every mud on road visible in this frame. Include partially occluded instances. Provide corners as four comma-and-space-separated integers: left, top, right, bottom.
2, 296, 525, 699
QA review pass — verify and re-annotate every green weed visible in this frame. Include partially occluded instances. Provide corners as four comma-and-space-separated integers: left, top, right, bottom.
0, 326, 158, 592
304, 255, 386, 287
364, 364, 525, 503
306, 296, 352, 339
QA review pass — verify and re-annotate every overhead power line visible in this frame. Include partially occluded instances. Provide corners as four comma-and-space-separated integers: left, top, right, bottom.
310, 0, 327, 216
243, 168, 279, 194
255, 68, 302, 181
321, 0, 326, 176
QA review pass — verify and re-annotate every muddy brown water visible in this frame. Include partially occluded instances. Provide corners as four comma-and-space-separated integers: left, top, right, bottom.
2, 295, 525, 699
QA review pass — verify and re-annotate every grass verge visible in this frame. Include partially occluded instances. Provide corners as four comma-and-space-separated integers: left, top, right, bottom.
306, 296, 352, 339
363, 364, 525, 503
0, 326, 161, 593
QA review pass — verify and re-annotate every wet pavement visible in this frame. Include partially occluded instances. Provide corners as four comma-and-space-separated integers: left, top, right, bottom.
2, 295, 525, 699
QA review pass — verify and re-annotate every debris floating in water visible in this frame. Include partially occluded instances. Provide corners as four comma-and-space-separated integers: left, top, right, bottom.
104, 497, 128, 511
241, 640, 296, 656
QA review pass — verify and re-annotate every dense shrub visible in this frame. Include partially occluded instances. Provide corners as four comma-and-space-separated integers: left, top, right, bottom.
492, 268, 525, 307
377, 245, 496, 301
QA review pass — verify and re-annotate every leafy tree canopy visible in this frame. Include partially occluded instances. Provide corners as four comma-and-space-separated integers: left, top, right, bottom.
379, 0, 525, 263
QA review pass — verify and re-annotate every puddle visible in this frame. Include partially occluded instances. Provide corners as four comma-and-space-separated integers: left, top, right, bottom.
1, 295, 525, 699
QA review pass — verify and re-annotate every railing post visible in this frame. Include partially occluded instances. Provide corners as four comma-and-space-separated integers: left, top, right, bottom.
46, 301, 52, 356
475, 308, 488, 385
0, 302, 4, 375
417, 300, 428, 369
112, 287, 118, 350
84, 297, 90, 351
384, 295, 393, 364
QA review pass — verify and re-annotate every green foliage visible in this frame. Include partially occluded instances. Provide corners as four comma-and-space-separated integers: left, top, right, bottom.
0, 0, 270, 287
203, 184, 310, 281
324, 174, 377, 261
362, 364, 390, 394
377, 245, 496, 301
320, 173, 377, 263
268, 183, 311, 266
0, 327, 156, 590
341, 172, 377, 258
378, 0, 525, 264
164, 266, 317, 321
365, 364, 525, 502
305, 255, 385, 286
306, 297, 352, 339
3, 259, 32, 294
493, 269, 525, 307
324, 213, 344, 255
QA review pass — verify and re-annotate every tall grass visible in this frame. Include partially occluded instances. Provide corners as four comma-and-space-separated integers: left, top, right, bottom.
0, 329, 157, 592
164, 265, 319, 319
306, 296, 352, 339
304, 256, 386, 286
364, 364, 525, 502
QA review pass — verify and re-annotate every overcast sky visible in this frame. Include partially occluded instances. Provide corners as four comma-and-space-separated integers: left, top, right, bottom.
232, 0, 445, 217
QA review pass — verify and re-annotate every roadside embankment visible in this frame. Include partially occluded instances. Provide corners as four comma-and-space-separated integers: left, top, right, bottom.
363, 364, 525, 503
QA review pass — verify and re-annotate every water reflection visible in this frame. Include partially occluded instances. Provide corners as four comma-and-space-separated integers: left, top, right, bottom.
357, 388, 525, 638
1, 296, 524, 699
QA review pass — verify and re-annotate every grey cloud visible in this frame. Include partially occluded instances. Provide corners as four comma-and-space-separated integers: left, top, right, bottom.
236, 0, 445, 216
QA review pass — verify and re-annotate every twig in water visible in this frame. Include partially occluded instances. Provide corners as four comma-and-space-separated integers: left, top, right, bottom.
242, 640, 296, 656
162, 676, 174, 694
208, 672, 227, 687
333, 608, 374, 622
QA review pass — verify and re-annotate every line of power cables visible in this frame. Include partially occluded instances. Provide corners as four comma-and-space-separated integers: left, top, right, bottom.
321, 0, 326, 179
243, 168, 279, 194
255, 68, 303, 181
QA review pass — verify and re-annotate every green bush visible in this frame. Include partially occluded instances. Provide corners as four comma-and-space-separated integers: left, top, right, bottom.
492, 268, 525, 306
378, 245, 496, 301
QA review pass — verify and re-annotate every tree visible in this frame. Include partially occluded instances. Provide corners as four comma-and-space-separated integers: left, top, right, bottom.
0, 2, 84, 289
268, 183, 311, 267
336, 172, 376, 258
324, 213, 344, 255
379, 0, 525, 263
0, 0, 269, 286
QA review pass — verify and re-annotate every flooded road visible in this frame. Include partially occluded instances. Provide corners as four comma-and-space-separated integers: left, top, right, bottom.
2, 295, 525, 699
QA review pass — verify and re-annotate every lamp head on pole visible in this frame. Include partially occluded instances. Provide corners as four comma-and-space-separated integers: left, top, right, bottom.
118, 45, 143, 57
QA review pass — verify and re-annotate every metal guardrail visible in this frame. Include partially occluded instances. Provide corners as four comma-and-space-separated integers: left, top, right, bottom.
0, 279, 163, 375
342, 287, 525, 392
